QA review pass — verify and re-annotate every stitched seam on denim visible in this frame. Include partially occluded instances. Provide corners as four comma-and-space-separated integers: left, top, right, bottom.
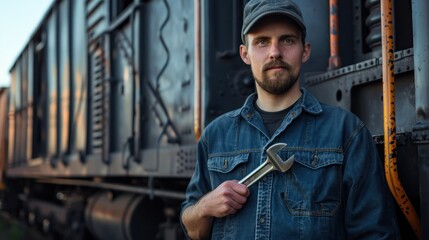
343, 122, 364, 154
283, 147, 342, 153
208, 149, 261, 158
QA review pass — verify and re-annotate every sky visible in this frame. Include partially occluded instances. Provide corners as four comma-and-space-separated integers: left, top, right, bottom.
0, 0, 53, 87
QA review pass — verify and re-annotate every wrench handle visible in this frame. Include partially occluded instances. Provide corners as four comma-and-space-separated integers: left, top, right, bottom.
238, 161, 274, 187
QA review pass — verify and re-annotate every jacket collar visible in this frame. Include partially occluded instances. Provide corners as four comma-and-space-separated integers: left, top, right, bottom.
228, 88, 323, 120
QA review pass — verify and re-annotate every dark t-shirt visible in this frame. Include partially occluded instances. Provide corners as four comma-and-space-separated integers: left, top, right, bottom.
254, 101, 295, 137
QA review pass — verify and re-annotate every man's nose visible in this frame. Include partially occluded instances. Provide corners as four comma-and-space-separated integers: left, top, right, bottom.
269, 43, 282, 59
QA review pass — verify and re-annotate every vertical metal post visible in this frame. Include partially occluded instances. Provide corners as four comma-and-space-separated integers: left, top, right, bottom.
328, 0, 341, 70
412, 0, 429, 239
381, 0, 421, 239
194, 0, 202, 140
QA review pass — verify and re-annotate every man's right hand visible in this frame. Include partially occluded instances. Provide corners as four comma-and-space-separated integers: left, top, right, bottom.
181, 180, 249, 239
198, 180, 250, 218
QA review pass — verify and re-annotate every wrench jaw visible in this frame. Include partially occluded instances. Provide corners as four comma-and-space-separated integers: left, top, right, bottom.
238, 143, 294, 188
267, 143, 294, 172
266, 143, 287, 157
275, 155, 295, 172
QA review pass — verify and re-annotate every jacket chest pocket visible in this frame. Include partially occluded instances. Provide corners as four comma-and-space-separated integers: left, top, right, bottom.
207, 153, 249, 188
280, 150, 343, 217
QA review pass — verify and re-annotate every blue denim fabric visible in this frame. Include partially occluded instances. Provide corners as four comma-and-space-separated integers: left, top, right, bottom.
182, 88, 400, 239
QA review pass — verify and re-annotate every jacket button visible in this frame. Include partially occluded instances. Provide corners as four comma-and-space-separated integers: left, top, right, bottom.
311, 155, 317, 166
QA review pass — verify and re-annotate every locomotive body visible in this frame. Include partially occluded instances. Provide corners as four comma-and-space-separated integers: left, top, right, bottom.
1, 0, 428, 239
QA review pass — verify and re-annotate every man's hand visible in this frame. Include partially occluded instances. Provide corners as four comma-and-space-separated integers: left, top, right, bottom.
198, 180, 250, 217
181, 180, 249, 239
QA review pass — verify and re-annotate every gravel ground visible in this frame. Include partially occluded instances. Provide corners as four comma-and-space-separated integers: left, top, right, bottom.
0, 212, 47, 240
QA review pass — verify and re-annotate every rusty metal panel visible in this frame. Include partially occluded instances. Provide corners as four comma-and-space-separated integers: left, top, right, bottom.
0, 88, 8, 187
71, 0, 88, 153
59, 0, 71, 156
46, 11, 58, 158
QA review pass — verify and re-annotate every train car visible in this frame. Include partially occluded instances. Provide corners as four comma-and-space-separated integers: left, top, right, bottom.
1, 0, 427, 239
0, 88, 8, 191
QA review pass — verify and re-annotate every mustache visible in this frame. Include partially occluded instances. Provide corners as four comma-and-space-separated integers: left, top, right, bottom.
263, 60, 291, 71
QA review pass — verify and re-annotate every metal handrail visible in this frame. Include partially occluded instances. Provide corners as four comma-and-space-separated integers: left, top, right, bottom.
381, 0, 421, 238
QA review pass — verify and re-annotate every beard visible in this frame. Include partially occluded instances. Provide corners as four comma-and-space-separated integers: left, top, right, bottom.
253, 59, 299, 95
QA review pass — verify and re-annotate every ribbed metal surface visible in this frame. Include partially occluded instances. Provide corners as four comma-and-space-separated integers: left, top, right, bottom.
365, 0, 381, 51
90, 50, 104, 154
85, 0, 107, 43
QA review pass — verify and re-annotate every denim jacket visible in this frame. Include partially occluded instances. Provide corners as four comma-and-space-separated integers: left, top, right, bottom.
182, 88, 400, 239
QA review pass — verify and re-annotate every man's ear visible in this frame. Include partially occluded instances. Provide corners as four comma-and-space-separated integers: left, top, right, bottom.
302, 42, 311, 63
240, 44, 251, 65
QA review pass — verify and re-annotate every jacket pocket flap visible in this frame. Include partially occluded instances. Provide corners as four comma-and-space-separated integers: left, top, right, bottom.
208, 153, 249, 173
292, 151, 343, 170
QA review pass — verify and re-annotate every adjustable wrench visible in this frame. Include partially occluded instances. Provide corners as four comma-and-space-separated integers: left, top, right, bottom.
239, 143, 294, 187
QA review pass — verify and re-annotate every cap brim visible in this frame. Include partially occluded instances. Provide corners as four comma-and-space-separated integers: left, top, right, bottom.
243, 10, 306, 36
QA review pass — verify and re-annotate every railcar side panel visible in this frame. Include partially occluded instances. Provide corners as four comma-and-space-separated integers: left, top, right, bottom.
0, 88, 8, 189
1, 0, 428, 239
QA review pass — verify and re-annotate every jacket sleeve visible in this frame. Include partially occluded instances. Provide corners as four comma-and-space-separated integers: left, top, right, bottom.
180, 137, 212, 232
342, 123, 401, 239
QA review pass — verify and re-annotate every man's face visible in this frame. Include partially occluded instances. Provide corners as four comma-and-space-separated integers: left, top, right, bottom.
240, 16, 311, 95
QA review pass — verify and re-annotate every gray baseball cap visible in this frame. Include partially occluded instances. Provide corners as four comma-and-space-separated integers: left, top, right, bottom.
241, 0, 306, 43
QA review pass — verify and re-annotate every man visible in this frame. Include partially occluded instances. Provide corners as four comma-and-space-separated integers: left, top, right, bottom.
181, 0, 400, 239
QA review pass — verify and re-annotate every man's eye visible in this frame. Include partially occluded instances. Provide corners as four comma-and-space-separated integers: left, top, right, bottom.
281, 38, 295, 45
255, 39, 267, 46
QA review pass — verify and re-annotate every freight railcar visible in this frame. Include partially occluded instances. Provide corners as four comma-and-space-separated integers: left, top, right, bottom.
0, 88, 7, 191
0, 0, 428, 239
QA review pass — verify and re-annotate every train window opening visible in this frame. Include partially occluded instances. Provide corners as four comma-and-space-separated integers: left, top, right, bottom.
393, 0, 413, 51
